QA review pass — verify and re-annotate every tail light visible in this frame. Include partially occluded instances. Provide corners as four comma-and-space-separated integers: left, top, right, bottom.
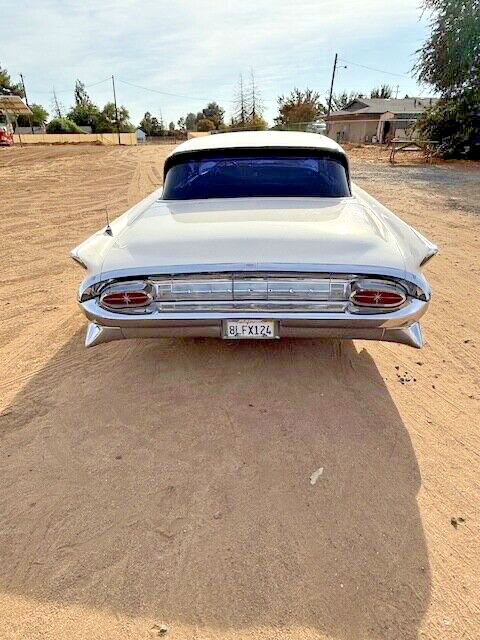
100, 282, 152, 311
350, 280, 406, 309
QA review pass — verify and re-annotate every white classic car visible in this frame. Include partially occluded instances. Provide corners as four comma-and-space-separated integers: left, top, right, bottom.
71, 131, 437, 348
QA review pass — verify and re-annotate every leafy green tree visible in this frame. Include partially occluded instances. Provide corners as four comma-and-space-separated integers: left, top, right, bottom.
244, 113, 268, 130
46, 117, 83, 133
196, 118, 215, 132
417, 91, 479, 158
168, 121, 175, 132
140, 111, 164, 136
185, 112, 197, 130
17, 103, 49, 127
96, 102, 133, 132
199, 102, 224, 129
414, 0, 479, 97
68, 80, 101, 130
0, 64, 23, 96
414, 0, 480, 157
274, 88, 325, 129
177, 116, 186, 132
330, 91, 364, 111
370, 85, 393, 99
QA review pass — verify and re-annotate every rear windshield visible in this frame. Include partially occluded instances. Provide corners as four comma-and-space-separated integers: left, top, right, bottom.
162, 150, 350, 200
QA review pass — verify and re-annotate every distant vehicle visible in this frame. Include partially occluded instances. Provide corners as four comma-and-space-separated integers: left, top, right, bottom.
306, 122, 326, 134
0, 120, 14, 146
71, 131, 437, 349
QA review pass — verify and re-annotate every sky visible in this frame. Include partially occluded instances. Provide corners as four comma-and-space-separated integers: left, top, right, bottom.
1, 0, 433, 127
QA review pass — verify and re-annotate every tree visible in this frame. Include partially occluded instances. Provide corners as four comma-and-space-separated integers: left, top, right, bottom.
196, 118, 215, 132
96, 102, 133, 132
46, 116, 83, 133
198, 102, 224, 129
0, 64, 23, 97
68, 80, 101, 130
330, 91, 364, 111
185, 112, 197, 130
232, 74, 248, 128
370, 84, 393, 99
414, 0, 480, 97
168, 121, 175, 132
74, 80, 90, 106
417, 95, 479, 158
414, 0, 480, 158
274, 88, 325, 129
245, 113, 268, 130
177, 116, 186, 132
248, 69, 264, 121
140, 111, 164, 136
51, 89, 64, 118
17, 103, 49, 127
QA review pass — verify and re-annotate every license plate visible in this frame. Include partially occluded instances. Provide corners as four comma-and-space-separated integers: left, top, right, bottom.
224, 320, 277, 339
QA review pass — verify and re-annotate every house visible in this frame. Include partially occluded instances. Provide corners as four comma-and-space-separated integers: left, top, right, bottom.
135, 128, 146, 144
326, 97, 438, 144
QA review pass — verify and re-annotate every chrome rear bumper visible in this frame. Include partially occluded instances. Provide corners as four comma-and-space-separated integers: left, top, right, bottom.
80, 298, 428, 349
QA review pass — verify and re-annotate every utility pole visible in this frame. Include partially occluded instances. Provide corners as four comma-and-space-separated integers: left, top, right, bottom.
19, 73, 34, 134
395, 84, 400, 98
111, 75, 121, 145
326, 53, 338, 126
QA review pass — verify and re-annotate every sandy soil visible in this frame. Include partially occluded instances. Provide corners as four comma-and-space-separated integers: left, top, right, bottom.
0, 144, 478, 640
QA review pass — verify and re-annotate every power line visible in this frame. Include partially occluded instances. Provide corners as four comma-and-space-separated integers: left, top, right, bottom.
338, 58, 413, 79
117, 77, 278, 103
26, 76, 112, 95
117, 78, 218, 102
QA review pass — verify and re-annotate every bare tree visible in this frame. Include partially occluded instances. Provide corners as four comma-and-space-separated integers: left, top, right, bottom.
232, 73, 248, 127
248, 68, 264, 120
51, 88, 64, 118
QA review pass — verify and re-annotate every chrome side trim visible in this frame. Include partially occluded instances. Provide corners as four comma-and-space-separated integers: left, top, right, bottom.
78, 263, 431, 301
155, 300, 350, 312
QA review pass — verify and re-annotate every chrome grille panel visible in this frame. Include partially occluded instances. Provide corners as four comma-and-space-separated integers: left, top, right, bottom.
150, 274, 352, 304
97, 272, 408, 314
234, 279, 268, 300
155, 279, 232, 300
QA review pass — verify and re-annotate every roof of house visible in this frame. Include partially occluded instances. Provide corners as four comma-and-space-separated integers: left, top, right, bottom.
168, 131, 344, 157
329, 97, 439, 118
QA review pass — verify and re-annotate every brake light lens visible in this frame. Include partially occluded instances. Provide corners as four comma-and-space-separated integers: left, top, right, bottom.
350, 280, 407, 309
100, 282, 153, 311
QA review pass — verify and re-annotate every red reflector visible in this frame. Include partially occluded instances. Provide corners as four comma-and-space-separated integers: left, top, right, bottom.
351, 289, 405, 308
101, 291, 150, 308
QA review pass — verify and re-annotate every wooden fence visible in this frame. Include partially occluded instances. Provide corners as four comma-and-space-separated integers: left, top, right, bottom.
13, 132, 137, 145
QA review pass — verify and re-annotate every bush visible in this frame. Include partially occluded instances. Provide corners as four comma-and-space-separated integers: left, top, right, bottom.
46, 117, 84, 134
417, 92, 480, 159
196, 118, 215, 132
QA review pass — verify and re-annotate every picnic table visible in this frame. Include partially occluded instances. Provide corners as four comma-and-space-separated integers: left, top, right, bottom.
389, 139, 439, 164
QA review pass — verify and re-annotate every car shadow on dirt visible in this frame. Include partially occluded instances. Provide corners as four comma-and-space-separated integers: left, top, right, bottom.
0, 332, 430, 639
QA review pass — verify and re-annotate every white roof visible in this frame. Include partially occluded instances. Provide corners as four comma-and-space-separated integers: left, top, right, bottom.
168, 131, 345, 157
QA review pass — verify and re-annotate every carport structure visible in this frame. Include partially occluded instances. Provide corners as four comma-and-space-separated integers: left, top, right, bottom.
0, 95, 32, 146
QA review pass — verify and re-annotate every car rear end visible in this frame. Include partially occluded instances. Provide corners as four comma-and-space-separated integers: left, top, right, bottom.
78, 267, 430, 348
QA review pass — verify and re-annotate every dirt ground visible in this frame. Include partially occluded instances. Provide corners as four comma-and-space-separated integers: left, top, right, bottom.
0, 144, 478, 640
